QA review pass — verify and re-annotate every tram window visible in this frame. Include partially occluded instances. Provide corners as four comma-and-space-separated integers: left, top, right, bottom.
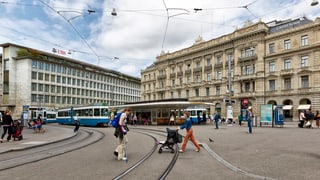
101, 108, 108, 116
190, 111, 196, 116
88, 109, 93, 116
44, 111, 47, 118
94, 108, 100, 116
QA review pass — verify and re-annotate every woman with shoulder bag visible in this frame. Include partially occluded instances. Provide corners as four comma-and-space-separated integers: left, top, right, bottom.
0, 110, 14, 143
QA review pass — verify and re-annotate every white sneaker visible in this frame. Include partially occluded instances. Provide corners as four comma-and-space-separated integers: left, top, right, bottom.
122, 157, 127, 161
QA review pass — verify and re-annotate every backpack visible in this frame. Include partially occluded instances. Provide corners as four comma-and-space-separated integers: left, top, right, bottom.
111, 112, 122, 128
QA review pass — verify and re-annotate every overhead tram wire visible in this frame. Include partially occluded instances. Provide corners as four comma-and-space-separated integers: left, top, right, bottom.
38, 0, 103, 65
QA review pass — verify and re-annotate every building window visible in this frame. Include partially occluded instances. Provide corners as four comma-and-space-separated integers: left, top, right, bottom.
195, 88, 199, 97
44, 63, 49, 71
178, 91, 181, 98
284, 59, 291, 70
171, 91, 174, 98
32, 60, 37, 68
241, 48, 254, 57
32, 72, 37, 79
56, 86, 61, 93
207, 73, 212, 81
172, 80, 175, 86
301, 35, 308, 46
269, 43, 275, 53
246, 65, 251, 75
31, 83, 37, 91
301, 55, 308, 67
179, 78, 182, 85
196, 75, 201, 83
45, 74, 49, 81
245, 82, 250, 92
301, 75, 309, 88
186, 90, 189, 98
38, 61, 43, 70
206, 58, 211, 66
179, 65, 183, 72
51, 64, 56, 72
171, 67, 175, 73
217, 71, 222, 80
206, 87, 210, 96
31, 94, 37, 102
38, 72, 43, 80
284, 39, 291, 50
269, 80, 275, 91
187, 76, 191, 83
45, 85, 50, 92
216, 56, 222, 64
196, 61, 201, 68
269, 62, 275, 72
38, 84, 43, 92
216, 86, 220, 95
284, 78, 291, 90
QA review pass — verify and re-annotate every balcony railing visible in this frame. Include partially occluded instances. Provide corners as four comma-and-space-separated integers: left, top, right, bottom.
280, 69, 294, 76
214, 62, 223, 68
185, 69, 191, 74
238, 54, 258, 63
157, 74, 167, 80
177, 71, 183, 76
193, 67, 202, 73
170, 73, 176, 79
204, 65, 212, 71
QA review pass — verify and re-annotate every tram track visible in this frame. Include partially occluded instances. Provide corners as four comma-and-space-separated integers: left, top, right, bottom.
113, 128, 180, 180
0, 128, 104, 171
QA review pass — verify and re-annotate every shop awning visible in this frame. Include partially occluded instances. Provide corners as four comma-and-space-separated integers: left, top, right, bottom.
297, 104, 311, 110
283, 105, 293, 110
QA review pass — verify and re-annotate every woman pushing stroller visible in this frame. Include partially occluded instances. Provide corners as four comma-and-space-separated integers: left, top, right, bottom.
177, 111, 201, 153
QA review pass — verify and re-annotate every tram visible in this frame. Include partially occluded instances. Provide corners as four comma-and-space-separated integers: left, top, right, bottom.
31, 109, 57, 124
56, 105, 110, 127
111, 99, 213, 125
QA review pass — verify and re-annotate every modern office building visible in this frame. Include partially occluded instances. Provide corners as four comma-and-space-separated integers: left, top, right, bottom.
141, 17, 320, 121
0, 43, 141, 119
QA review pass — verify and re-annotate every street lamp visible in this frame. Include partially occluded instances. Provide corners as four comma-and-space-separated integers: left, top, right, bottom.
311, 0, 319, 6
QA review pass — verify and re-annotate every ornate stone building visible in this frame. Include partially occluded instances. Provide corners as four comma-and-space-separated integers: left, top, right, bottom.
141, 17, 320, 121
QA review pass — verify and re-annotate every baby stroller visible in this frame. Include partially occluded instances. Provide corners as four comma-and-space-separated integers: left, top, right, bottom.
158, 128, 182, 153
11, 120, 23, 141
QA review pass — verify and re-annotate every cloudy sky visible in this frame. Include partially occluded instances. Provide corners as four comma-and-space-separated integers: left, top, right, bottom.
0, 0, 319, 78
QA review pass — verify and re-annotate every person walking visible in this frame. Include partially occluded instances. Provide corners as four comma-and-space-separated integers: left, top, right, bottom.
299, 110, 306, 128
0, 110, 14, 143
132, 114, 137, 126
238, 113, 242, 126
169, 113, 175, 125
214, 111, 221, 129
315, 110, 320, 128
73, 113, 80, 133
246, 106, 253, 133
178, 111, 201, 153
115, 108, 131, 161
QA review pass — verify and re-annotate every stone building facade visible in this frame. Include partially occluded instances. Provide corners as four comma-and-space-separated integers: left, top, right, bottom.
0, 43, 141, 119
141, 17, 320, 122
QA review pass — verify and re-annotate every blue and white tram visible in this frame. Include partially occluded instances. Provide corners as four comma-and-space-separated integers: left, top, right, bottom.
185, 107, 208, 124
32, 109, 57, 124
57, 106, 110, 127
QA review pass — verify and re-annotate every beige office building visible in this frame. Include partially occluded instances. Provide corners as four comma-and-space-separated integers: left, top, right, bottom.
141, 17, 320, 122
0, 43, 141, 119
